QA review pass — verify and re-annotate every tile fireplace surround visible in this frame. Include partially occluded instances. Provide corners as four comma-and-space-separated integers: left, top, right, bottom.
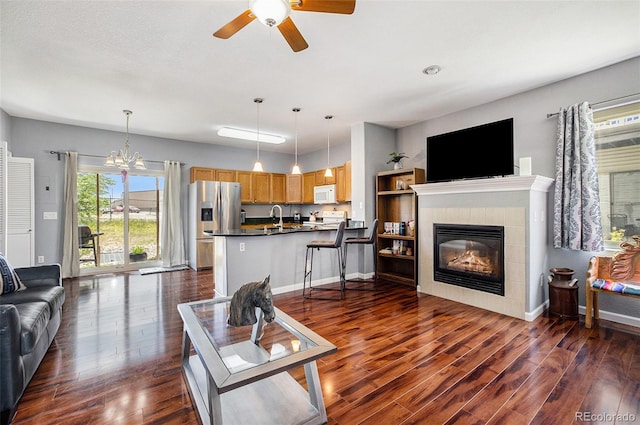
412, 176, 554, 321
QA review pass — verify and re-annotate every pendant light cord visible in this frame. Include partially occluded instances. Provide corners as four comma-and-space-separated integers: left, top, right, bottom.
293, 108, 300, 163
254, 98, 263, 162
325, 115, 333, 167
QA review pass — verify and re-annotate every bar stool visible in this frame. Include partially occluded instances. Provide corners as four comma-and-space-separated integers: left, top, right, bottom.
303, 221, 346, 300
343, 219, 378, 290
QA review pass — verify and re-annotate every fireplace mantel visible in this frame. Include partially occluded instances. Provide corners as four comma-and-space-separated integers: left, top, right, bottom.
412, 175, 554, 196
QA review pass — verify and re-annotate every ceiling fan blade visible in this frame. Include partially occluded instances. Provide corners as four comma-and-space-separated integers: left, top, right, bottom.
291, 0, 356, 14
278, 17, 309, 52
213, 10, 256, 39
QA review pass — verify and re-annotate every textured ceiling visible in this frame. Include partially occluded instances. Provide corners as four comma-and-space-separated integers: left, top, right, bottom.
1, 1, 639, 154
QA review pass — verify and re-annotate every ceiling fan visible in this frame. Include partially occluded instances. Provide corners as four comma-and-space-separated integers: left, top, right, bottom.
213, 0, 356, 52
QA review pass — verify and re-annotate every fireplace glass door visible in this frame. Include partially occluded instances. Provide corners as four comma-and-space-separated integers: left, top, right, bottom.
433, 224, 505, 295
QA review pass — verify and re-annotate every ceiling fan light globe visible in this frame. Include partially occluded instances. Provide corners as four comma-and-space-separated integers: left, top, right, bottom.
250, 0, 290, 27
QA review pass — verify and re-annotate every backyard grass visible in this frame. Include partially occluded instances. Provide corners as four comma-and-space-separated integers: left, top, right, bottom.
80, 214, 159, 262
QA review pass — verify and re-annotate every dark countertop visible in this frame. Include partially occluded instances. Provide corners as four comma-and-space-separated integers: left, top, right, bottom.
205, 224, 366, 237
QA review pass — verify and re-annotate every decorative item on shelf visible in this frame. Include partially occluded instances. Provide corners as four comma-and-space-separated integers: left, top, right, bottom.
387, 151, 408, 170
384, 222, 392, 234
129, 245, 147, 262
105, 110, 146, 170
407, 220, 415, 237
252, 98, 265, 172
324, 115, 333, 177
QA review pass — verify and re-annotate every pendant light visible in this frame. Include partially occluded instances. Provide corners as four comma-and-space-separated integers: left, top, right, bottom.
252, 98, 264, 172
105, 110, 146, 170
324, 115, 333, 178
291, 107, 301, 175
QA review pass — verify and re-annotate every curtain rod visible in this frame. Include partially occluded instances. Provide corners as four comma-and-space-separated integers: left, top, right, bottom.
49, 150, 184, 166
546, 93, 640, 118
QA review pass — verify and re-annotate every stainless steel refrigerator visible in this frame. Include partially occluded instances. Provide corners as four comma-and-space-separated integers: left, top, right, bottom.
188, 181, 241, 270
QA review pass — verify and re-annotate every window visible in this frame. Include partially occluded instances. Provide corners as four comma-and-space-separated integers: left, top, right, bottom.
594, 101, 640, 248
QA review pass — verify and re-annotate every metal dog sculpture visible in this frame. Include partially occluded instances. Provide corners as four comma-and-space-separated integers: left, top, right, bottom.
227, 276, 276, 327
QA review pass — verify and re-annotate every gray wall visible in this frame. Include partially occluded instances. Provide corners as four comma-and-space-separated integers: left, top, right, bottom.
5, 117, 350, 267
0, 109, 10, 142
397, 56, 640, 322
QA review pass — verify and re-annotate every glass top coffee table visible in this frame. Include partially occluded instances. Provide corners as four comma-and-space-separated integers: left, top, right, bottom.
178, 298, 337, 425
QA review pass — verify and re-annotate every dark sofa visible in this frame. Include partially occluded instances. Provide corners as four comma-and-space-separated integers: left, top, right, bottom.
0, 264, 64, 425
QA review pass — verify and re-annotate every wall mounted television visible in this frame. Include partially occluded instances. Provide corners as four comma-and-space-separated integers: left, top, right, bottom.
426, 118, 514, 183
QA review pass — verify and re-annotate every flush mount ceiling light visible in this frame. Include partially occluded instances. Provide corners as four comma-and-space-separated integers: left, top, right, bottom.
217, 127, 286, 144
324, 115, 333, 178
423, 65, 441, 75
250, 0, 291, 27
105, 110, 146, 170
253, 98, 264, 172
291, 107, 301, 175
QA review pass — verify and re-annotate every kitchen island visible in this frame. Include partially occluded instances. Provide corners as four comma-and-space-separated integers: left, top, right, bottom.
206, 225, 367, 297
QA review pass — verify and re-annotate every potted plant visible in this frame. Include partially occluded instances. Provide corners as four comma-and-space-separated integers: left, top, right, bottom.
129, 245, 147, 262
387, 152, 408, 169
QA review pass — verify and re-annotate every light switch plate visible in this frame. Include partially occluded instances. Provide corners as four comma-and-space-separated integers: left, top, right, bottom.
43, 212, 57, 220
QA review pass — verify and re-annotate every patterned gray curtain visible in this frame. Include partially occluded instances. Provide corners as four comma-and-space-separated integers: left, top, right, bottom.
553, 101, 604, 251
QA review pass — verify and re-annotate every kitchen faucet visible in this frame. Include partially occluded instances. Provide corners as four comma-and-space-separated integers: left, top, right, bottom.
270, 204, 284, 231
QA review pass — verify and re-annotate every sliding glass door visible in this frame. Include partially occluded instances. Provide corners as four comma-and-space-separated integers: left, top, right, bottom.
78, 166, 163, 273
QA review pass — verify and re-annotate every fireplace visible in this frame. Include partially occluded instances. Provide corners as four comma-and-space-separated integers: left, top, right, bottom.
433, 224, 504, 296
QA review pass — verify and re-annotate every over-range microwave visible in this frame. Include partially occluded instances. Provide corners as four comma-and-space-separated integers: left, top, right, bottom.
314, 184, 337, 204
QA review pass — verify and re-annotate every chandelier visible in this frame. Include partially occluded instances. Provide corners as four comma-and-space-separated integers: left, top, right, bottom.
105, 110, 146, 170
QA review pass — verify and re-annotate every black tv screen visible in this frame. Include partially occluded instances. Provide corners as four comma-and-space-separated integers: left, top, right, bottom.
426, 118, 514, 183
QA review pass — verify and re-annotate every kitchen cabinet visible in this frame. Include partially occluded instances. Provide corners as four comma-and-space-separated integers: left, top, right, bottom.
191, 164, 349, 204
315, 169, 336, 186
252, 173, 271, 203
215, 169, 236, 182
302, 172, 316, 204
236, 171, 252, 203
190, 167, 214, 183
286, 174, 303, 204
376, 168, 425, 287
271, 173, 286, 203
237, 171, 270, 204
335, 161, 351, 203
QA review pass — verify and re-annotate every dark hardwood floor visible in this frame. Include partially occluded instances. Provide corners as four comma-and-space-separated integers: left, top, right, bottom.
11, 270, 640, 424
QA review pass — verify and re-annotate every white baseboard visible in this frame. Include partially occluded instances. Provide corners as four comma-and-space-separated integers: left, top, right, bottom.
270, 272, 370, 296
525, 300, 549, 322
579, 306, 640, 329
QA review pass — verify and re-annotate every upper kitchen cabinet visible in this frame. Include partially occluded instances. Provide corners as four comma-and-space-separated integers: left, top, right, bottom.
335, 161, 351, 203
237, 171, 271, 204
315, 169, 336, 186
190, 167, 236, 183
215, 169, 236, 182
236, 171, 252, 203
286, 174, 303, 204
303, 172, 315, 204
190, 167, 214, 183
271, 173, 286, 204
252, 173, 271, 203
